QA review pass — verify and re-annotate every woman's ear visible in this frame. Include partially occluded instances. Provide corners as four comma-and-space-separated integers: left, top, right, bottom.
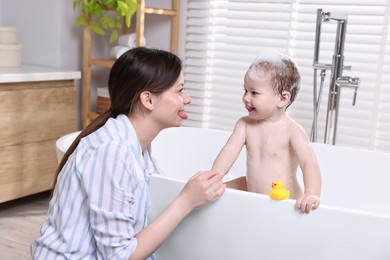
278, 91, 291, 108
140, 91, 154, 111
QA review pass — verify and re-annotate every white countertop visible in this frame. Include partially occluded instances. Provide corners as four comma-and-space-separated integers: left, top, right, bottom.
0, 64, 81, 83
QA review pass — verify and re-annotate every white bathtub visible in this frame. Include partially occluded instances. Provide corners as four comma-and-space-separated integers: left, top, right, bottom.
56, 127, 390, 260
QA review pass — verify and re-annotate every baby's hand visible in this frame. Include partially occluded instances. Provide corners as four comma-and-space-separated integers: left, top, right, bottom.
296, 193, 320, 214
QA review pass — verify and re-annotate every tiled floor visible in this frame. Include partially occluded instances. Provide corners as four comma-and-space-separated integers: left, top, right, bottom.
0, 192, 49, 260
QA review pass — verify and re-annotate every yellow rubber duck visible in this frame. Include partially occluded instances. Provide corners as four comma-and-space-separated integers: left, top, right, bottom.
269, 181, 290, 200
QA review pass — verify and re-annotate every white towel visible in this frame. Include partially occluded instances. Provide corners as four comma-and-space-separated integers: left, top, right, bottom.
118, 33, 146, 48
110, 46, 130, 59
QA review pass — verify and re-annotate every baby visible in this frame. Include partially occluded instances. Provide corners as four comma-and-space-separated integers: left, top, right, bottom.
212, 51, 322, 213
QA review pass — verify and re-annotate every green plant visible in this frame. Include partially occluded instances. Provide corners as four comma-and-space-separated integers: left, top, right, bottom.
73, 0, 137, 43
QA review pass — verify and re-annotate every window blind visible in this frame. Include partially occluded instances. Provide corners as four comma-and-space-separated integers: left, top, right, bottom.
183, 0, 390, 152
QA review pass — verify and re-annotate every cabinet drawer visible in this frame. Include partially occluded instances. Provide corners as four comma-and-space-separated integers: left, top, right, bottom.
0, 140, 57, 202
0, 80, 76, 146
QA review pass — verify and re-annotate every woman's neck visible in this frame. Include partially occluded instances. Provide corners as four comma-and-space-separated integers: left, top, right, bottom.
129, 114, 160, 152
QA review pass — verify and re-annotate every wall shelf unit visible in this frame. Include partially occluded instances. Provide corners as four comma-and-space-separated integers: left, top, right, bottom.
82, 0, 180, 127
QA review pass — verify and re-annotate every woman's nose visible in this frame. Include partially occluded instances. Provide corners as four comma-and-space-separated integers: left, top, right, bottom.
183, 91, 192, 104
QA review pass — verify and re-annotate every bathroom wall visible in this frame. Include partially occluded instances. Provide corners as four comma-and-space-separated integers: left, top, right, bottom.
0, 0, 78, 69
0, 0, 185, 128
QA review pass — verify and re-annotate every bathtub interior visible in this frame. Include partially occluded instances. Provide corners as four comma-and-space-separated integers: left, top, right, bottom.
151, 126, 245, 182
151, 126, 390, 215
297, 142, 390, 215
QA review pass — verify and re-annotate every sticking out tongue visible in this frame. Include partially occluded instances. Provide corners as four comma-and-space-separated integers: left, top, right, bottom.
178, 111, 188, 119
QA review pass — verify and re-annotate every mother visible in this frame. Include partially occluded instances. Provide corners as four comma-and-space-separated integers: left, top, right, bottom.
31, 47, 226, 259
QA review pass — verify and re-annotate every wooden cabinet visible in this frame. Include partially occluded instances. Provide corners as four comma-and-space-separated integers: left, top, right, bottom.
0, 80, 77, 203
82, 0, 180, 127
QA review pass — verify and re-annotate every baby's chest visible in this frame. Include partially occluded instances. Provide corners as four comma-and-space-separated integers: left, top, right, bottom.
247, 128, 289, 149
246, 123, 293, 153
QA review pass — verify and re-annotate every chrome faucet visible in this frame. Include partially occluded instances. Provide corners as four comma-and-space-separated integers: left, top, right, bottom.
311, 8, 360, 145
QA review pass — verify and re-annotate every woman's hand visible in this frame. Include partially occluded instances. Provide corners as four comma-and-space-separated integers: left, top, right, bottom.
178, 171, 226, 212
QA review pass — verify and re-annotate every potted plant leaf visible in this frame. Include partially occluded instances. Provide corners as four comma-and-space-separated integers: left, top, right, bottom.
73, 0, 137, 43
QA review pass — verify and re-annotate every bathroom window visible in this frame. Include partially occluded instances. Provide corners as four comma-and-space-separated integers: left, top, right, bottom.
183, 0, 390, 152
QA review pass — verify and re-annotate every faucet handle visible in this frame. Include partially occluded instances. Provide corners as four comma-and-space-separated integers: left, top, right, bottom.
336, 76, 359, 88
336, 76, 360, 106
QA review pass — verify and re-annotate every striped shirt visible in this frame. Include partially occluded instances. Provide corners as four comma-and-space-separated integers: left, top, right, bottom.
31, 114, 159, 259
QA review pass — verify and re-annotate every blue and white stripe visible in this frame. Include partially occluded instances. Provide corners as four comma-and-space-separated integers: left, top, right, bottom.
31, 114, 159, 259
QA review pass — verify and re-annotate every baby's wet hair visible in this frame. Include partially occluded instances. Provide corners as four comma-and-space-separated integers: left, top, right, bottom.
248, 51, 301, 107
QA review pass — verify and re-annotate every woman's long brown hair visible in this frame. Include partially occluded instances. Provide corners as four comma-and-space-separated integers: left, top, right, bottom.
51, 47, 182, 194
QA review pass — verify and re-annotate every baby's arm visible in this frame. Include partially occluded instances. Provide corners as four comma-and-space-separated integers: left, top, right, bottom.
291, 123, 322, 213
212, 118, 246, 177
